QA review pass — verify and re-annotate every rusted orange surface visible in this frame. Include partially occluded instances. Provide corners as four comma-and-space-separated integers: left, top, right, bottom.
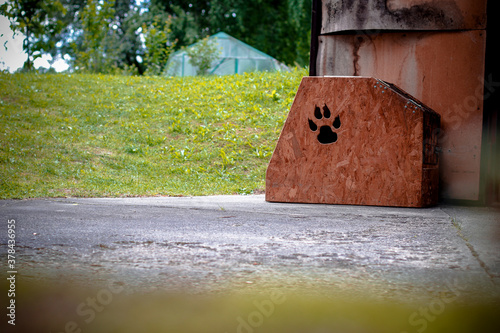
316, 30, 486, 200
321, 0, 487, 33
266, 77, 440, 207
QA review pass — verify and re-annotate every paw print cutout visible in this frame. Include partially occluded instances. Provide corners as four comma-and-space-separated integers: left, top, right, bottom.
308, 104, 341, 144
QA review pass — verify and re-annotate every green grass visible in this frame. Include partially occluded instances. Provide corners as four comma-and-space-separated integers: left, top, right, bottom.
0, 69, 306, 199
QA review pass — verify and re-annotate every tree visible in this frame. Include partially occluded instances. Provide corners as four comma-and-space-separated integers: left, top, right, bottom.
0, 0, 67, 70
167, 4, 202, 49
231, 0, 311, 66
287, 0, 312, 66
2, 0, 312, 73
107, 0, 148, 74
151, 0, 311, 67
151, 0, 243, 49
142, 13, 175, 75
185, 36, 220, 75
67, 0, 172, 74
71, 0, 118, 73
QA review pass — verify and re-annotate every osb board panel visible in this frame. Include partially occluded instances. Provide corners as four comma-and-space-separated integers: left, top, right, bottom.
321, 0, 487, 33
266, 76, 440, 207
316, 30, 486, 200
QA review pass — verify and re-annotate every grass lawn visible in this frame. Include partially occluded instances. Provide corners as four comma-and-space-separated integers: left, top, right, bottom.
0, 68, 306, 199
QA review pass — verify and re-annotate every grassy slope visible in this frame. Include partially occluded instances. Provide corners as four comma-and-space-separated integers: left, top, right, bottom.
0, 69, 306, 199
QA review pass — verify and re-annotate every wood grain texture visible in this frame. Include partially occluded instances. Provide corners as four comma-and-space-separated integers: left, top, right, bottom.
266, 77, 440, 207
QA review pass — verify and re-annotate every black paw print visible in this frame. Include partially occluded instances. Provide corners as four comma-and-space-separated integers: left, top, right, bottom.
308, 104, 341, 144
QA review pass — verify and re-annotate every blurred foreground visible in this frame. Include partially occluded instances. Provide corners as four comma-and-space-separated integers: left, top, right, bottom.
1, 197, 499, 332
1, 275, 499, 333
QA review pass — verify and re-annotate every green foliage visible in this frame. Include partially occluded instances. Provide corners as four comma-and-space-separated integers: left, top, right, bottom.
107, 0, 147, 75
72, 0, 119, 73
152, 0, 312, 67
0, 0, 67, 70
184, 37, 220, 76
287, 0, 313, 66
142, 15, 175, 76
66, 0, 174, 75
0, 68, 306, 198
2, 0, 311, 73
167, 4, 202, 47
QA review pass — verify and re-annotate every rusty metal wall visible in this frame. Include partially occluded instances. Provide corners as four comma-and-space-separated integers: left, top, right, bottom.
321, 0, 487, 32
311, 0, 488, 201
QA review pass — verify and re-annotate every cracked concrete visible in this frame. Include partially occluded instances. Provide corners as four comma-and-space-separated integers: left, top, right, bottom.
442, 205, 500, 285
0, 195, 499, 302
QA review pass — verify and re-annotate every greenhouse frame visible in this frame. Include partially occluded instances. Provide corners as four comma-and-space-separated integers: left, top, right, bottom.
165, 32, 289, 76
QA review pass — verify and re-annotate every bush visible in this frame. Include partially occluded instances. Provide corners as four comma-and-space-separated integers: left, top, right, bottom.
185, 37, 220, 76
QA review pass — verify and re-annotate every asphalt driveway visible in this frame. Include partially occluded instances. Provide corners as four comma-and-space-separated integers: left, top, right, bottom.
1, 195, 499, 301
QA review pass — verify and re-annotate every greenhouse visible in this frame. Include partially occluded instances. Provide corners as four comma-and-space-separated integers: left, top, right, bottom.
165, 32, 289, 76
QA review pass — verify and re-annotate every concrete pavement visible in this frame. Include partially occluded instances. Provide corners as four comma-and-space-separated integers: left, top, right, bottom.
1, 195, 499, 301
